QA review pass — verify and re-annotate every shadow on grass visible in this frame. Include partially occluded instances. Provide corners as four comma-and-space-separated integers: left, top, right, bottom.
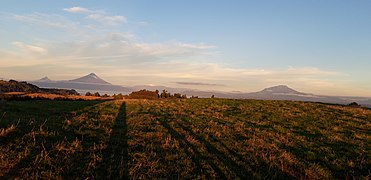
96, 102, 128, 179
281, 139, 367, 179
0, 100, 104, 146
159, 119, 217, 179
158, 118, 294, 179
0, 100, 109, 178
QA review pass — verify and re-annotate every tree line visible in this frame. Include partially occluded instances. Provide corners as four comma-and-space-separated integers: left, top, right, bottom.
84, 89, 202, 100
126, 89, 188, 99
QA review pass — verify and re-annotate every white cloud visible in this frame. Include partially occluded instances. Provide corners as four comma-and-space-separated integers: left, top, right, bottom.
63, 7, 91, 13
12, 41, 47, 54
63, 6, 127, 26
133, 42, 214, 57
87, 13, 126, 25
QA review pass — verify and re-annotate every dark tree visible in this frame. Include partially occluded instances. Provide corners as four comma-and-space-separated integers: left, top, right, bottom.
348, 102, 361, 107
161, 90, 171, 98
85, 92, 93, 96
173, 93, 182, 98
127, 89, 159, 99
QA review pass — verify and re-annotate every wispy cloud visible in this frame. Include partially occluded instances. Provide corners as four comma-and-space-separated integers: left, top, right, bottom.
133, 42, 214, 57
87, 14, 126, 25
63, 6, 126, 26
12, 13, 82, 32
26, 32, 214, 66
174, 82, 226, 86
12, 41, 47, 54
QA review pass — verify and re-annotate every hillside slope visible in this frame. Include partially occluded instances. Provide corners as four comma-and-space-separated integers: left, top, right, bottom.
0, 80, 79, 95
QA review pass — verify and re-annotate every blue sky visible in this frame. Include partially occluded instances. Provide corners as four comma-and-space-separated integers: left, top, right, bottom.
1, 0, 370, 96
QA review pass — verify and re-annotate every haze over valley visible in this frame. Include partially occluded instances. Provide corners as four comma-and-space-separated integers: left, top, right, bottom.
25, 72, 370, 107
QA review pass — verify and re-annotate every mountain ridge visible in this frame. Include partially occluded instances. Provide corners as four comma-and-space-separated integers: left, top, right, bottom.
36, 76, 53, 82
24, 74, 371, 107
31, 73, 131, 93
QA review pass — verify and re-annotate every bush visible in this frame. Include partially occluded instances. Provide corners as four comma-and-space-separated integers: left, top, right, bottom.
127, 89, 159, 99
85, 92, 93, 96
348, 102, 361, 107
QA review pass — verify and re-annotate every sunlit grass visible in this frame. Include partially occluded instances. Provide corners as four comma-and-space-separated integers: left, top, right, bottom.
125, 99, 370, 179
0, 99, 370, 179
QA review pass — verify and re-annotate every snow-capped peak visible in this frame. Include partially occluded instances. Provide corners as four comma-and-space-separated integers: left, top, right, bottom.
69, 73, 111, 85
88, 73, 98, 79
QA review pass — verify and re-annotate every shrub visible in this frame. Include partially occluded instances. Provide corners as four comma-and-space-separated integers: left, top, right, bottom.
348, 102, 361, 107
127, 89, 159, 99
85, 92, 93, 96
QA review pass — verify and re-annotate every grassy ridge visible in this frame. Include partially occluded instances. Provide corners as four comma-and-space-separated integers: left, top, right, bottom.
0, 99, 370, 179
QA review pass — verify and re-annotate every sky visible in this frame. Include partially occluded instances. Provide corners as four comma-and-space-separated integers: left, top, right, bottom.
1, 0, 370, 96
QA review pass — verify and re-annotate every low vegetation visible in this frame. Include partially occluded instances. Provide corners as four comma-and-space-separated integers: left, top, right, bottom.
0, 98, 370, 179
126, 89, 160, 99
126, 89, 187, 99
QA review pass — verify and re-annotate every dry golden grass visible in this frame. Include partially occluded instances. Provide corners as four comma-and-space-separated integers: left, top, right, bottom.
3, 92, 26, 95
0, 98, 370, 179
1, 92, 112, 100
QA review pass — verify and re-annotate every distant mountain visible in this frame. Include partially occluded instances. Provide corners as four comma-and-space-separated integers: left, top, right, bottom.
244, 85, 343, 102
172, 85, 371, 108
20, 74, 371, 108
36, 76, 53, 82
260, 85, 306, 95
70, 73, 110, 85
31, 73, 131, 94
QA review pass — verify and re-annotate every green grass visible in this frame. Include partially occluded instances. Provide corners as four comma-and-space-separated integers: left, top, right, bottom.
0, 99, 370, 179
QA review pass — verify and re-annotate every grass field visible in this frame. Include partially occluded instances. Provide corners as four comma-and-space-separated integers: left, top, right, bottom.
0, 99, 370, 179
